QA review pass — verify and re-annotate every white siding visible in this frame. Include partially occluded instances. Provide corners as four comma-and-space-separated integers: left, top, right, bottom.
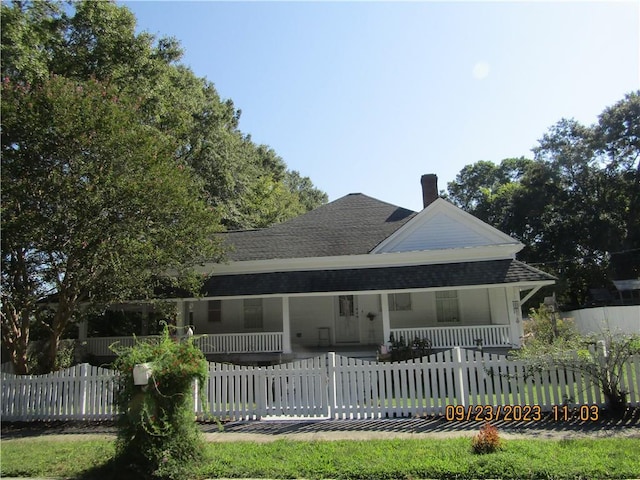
389, 289, 492, 328
387, 212, 493, 252
373, 200, 522, 254
290, 296, 334, 347
488, 288, 509, 325
357, 294, 383, 345
191, 298, 282, 335
459, 289, 491, 325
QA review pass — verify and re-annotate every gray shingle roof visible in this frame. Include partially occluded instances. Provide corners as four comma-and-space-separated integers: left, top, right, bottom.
203, 260, 555, 297
221, 194, 416, 261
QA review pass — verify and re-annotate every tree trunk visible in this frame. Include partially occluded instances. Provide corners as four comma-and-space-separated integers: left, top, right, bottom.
1, 306, 31, 375
8, 339, 29, 375
40, 284, 80, 373
604, 387, 628, 418
42, 330, 63, 373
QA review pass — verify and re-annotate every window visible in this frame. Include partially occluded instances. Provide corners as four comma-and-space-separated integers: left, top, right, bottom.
208, 300, 221, 322
339, 295, 355, 316
436, 291, 460, 322
389, 293, 412, 311
243, 298, 263, 329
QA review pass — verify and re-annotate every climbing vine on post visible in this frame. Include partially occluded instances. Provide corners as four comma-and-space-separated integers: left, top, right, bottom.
113, 325, 208, 479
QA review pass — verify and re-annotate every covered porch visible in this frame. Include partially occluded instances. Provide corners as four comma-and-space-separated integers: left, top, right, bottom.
81, 259, 553, 361
81, 285, 534, 360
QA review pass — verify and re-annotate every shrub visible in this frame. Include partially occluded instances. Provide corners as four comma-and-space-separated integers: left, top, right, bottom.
514, 316, 640, 417
112, 325, 208, 479
472, 422, 502, 454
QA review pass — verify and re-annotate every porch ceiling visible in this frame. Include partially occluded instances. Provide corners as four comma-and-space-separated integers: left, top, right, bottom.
202, 259, 555, 297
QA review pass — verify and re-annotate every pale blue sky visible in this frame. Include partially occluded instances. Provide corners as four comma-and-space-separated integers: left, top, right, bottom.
120, 1, 639, 212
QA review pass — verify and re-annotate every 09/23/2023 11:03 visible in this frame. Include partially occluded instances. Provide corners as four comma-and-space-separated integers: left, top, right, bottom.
444, 404, 600, 422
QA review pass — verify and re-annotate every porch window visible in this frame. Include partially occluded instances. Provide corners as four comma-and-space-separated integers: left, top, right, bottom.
208, 300, 221, 322
389, 293, 412, 311
338, 295, 355, 316
436, 290, 460, 323
243, 298, 263, 329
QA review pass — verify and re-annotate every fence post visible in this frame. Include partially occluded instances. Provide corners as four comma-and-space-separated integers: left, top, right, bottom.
79, 363, 88, 419
327, 352, 337, 419
193, 378, 199, 418
255, 367, 267, 420
453, 347, 467, 407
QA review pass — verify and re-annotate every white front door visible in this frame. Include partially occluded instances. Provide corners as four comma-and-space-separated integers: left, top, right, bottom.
335, 295, 360, 343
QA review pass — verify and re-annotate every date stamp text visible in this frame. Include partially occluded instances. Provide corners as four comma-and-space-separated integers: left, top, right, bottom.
444, 404, 600, 422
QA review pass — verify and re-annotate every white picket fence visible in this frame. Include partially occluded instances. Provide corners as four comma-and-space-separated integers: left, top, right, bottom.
2, 348, 639, 422
1, 364, 117, 421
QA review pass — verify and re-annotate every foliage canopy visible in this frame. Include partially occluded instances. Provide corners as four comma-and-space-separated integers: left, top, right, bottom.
0, 0, 327, 374
447, 92, 640, 307
1, 74, 222, 373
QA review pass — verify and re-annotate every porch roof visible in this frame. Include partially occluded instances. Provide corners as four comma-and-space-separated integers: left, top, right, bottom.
202, 259, 555, 297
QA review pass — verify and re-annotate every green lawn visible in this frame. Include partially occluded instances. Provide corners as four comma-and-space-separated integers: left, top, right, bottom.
2, 437, 639, 479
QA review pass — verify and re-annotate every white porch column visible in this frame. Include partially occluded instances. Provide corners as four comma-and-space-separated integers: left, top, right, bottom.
508, 287, 523, 346
76, 303, 88, 342
282, 296, 292, 354
78, 318, 88, 342
381, 293, 391, 345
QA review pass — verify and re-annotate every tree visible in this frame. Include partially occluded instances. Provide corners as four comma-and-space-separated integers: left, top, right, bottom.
1, 75, 223, 374
285, 170, 329, 212
594, 92, 640, 279
1, 0, 327, 232
447, 92, 640, 307
1, 0, 327, 372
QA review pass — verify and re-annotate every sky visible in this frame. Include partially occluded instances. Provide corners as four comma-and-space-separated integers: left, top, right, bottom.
120, 1, 639, 212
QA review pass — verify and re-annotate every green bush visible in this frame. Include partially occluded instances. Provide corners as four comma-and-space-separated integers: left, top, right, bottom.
112, 325, 208, 479
515, 308, 640, 417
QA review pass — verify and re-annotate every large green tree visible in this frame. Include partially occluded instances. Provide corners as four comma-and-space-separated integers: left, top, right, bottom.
1, 0, 327, 372
447, 92, 640, 307
1, 75, 223, 374
1, 0, 327, 231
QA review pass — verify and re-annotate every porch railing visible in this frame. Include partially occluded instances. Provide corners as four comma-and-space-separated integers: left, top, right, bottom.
194, 332, 283, 354
84, 332, 283, 356
390, 325, 512, 348
84, 336, 161, 356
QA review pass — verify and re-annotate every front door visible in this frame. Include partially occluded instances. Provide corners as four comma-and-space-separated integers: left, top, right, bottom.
335, 295, 359, 343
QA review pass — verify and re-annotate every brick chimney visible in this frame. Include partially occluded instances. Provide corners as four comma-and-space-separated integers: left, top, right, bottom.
421, 174, 438, 208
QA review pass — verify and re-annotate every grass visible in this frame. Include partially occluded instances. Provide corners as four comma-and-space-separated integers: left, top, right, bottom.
2, 436, 639, 479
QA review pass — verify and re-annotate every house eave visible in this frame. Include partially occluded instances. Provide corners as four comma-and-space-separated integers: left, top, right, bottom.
170, 278, 556, 302
199, 244, 524, 276
197, 259, 556, 299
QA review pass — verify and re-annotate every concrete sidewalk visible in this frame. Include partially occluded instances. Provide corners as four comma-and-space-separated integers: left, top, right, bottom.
4, 410, 639, 442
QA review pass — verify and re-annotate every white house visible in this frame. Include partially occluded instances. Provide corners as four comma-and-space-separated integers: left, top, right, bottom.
84, 174, 555, 362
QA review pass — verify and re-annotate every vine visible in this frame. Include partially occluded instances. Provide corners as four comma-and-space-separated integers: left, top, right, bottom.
112, 324, 209, 479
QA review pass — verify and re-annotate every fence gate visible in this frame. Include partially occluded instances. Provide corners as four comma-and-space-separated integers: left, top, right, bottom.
261, 355, 330, 418
203, 355, 330, 420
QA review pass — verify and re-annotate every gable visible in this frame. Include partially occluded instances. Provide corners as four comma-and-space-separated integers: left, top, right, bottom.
372, 198, 522, 254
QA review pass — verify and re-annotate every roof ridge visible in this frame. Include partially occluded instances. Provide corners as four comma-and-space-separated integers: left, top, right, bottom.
342, 192, 415, 213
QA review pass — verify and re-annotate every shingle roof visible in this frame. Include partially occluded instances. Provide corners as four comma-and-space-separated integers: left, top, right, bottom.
221, 194, 416, 261
203, 259, 555, 297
